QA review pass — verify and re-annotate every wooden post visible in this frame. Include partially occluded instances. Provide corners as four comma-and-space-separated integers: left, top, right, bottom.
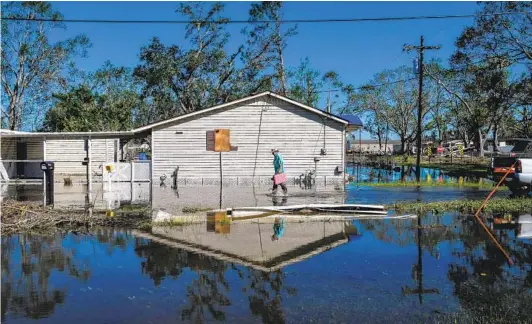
219, 152, 223, 209
43, 137, 47, 206
87, 131, 92, 204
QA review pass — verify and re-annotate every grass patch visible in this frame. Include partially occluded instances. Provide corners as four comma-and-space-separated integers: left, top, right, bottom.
388, 197, 532, 214
362, 179, 507, 190
152, 219, 189, 227
181, 205, 214, 214
217, 219, 231, 226
394, 158, 489, 176
116, 204, 150, 213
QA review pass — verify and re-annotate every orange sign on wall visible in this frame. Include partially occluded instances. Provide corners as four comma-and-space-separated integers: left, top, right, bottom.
206, 129, 233, 152
215, 129, 230, 152
206, 211, 231, 234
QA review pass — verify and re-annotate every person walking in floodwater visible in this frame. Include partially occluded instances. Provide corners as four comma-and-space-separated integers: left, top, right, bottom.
271, 149, 288, 195
272, 216, 285, 241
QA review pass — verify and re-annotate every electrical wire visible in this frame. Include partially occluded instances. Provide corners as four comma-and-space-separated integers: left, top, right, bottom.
1, 12, 524, 25
313, 77, 418, 94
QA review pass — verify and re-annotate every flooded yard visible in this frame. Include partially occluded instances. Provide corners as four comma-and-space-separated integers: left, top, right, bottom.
0, 166, 506, 214
1, 166, 530, 323
2, 212, 532, 324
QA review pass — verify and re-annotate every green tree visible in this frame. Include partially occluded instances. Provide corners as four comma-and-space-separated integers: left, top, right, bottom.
1, 1, 90, 130
453, 2, 531, 71
449, 2, 532, 148
134, 2, 241, 121
431, 61, 513, 155
320, 71, 344, 112
288, 58, 322, 107
352, 80, 391, 153
374, 67, 419, 153
41, 62, 141, 131
242, 1, 297, 96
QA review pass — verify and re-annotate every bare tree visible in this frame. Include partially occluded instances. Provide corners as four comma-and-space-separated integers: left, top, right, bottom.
1, 2, 89, 130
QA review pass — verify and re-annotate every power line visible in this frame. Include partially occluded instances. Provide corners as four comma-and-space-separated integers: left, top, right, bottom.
0, 12, 524, 25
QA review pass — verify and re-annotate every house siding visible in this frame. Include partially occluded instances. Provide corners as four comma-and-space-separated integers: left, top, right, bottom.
1, 138, 17, 179
152, 96, 345, 185
46, 138, 117, 175
0, 138, 44, 179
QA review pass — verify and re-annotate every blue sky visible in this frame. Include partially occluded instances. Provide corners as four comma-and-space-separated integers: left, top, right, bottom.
49, 1, 480, 137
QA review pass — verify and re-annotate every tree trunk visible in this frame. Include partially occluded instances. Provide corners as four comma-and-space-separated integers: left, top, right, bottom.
377, 131, 382, 153
401, 137, 406, 154
384, 127, 389, 156
493, 124, 499, 152
474, 129, 487, 157
524, 106, 529, 137
438, 125, 444, 145
276, 28, 287, 96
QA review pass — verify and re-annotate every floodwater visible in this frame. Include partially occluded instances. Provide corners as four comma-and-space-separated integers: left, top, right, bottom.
0, 166, 503, 212
2, 213, 532, 323
346, 165, 479, 183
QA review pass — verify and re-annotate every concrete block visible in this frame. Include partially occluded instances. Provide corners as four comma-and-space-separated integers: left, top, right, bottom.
222, 177, 238, 187
202, 178, 221, 186
184, 178, 203, 186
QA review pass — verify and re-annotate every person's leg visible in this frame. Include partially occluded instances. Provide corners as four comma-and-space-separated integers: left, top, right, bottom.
281, 182, 287, 194
272, 183, 278, 193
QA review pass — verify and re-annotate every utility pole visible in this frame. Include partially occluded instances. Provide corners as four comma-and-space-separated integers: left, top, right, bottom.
404, 36, 440, 182
402, 213, 439, 304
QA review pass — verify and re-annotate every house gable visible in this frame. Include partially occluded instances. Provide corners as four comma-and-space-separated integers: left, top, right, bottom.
134, 92, 348, 134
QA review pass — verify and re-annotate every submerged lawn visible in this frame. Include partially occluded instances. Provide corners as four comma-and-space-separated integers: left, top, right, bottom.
361, 179, 507, 190
388, 197, 532, 214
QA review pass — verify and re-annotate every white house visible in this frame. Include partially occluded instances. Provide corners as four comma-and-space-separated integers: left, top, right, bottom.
1, 92, 362, 186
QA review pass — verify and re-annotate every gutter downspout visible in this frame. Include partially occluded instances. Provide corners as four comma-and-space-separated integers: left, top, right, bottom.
342, 126, 346, 186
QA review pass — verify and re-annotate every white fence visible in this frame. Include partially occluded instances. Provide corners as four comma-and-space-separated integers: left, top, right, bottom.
103, 161, 151, 182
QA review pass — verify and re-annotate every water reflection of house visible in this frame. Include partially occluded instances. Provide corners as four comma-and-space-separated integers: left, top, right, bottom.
133, 221, 355, 272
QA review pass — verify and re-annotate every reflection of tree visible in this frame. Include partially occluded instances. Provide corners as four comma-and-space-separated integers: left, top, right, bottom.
1, 230, 136, 322
93, 228, 133, 255
134, 238, 298, 323
134, 239, 189, 287
446, 217, 532, 322
358, 212, 532, 321
244, 269, 297, 324
1, 233, 90, 321
358, 218, 417, 247
134, 240, 232, 322
358, 213, 460, 253
181, 256, 231, 322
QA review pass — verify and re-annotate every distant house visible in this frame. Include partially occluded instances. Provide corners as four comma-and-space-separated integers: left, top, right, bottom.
1, 92, 363, 185
348, 139, 402, 154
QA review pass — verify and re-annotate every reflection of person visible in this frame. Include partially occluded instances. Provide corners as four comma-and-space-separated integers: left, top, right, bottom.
272, 195, 287, 206
271, 149, 288, 195
271, 216, 285, 241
